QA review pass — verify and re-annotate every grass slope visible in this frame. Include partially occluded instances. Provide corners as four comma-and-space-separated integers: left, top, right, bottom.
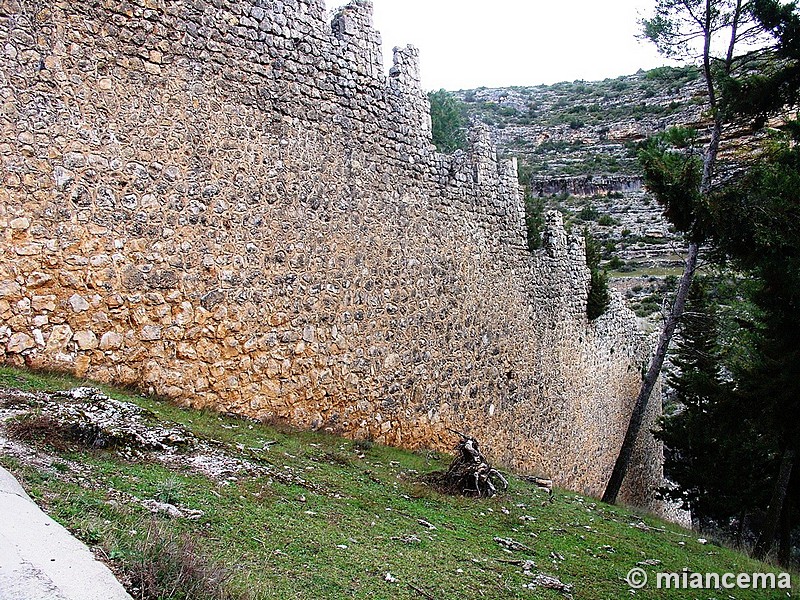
0, 366, 794, 599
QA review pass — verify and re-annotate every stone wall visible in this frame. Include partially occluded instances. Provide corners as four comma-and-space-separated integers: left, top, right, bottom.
0, 0, 661, 504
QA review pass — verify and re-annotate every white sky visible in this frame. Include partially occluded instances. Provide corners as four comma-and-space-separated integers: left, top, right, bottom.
366, 0, 678, 90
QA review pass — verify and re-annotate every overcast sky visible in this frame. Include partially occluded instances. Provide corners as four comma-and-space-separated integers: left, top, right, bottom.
366, 0, 678, 90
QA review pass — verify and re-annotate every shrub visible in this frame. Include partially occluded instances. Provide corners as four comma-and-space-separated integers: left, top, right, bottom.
353, 438, 374, 452
645, 65, 700, 82
428, 89, 467, 152
7, 414, 75, 451
125, 522, 242, 600
154, 476, 186, 506
578, 204, 599, 221
597, 214, 618, 226
607, 256, 625, 270
602, 239, 618, 258
634, 300, 662, 317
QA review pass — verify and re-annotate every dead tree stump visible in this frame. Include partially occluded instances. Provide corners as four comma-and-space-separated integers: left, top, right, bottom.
440, 430, 508, 497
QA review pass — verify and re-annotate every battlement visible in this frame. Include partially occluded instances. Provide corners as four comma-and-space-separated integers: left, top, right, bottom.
331, 0, 383, 79
388, 44, 421, 89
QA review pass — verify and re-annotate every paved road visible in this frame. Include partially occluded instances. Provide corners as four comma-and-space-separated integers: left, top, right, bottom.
0, 466, 132, 600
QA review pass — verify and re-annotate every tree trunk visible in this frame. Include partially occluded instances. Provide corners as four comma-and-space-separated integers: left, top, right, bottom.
778, 496, 791, 566
602, 242, 699, 504
603, 45, 722, 507
602, 0, 744, 506
735, 511, 746, 547
753, 447, 795, 560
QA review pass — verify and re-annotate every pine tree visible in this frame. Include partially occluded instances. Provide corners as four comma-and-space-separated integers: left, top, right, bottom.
656, 130, 800, 560
584, 229, 610, 321
428, 89, 467, 153
709, 134, 800, 559
656, 280, 774, 535
604, 0, 799, 505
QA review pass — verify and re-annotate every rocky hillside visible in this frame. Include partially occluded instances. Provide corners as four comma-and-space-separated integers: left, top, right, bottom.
455, 66, 707, 179
452, 67, 709, 318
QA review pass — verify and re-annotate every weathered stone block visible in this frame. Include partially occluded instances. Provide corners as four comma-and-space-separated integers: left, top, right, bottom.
69, 294, 90, 313
7, 332, 35, 353
31, 295, 57, 312
27, 272, 53, 288
9, 217, 30, 230
99, 331, 123, 350
140, 325, 162, 341
74, 330, 99, 350
46, 324, 74, 352
0, 281, 21, 298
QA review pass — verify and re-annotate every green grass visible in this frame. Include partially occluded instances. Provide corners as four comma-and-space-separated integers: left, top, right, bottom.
0, 366, 796, 599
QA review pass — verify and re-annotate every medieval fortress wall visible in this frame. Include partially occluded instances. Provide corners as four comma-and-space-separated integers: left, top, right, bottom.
0, 0, 661, 503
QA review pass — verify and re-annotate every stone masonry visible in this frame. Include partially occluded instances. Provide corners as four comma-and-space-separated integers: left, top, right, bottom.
0, 0, 661, 504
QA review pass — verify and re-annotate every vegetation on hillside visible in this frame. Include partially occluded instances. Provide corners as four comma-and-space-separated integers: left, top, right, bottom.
455, 66, 704, 179
0, 366, 795, 599
428, 89, 468, 153
449, 69, 707, 279
461, 67, 700, 130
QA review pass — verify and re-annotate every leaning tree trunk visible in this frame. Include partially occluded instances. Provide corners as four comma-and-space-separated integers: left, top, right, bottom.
601, 242, 699, 504
753, 447, 795, 560
602, 0, 745, 504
